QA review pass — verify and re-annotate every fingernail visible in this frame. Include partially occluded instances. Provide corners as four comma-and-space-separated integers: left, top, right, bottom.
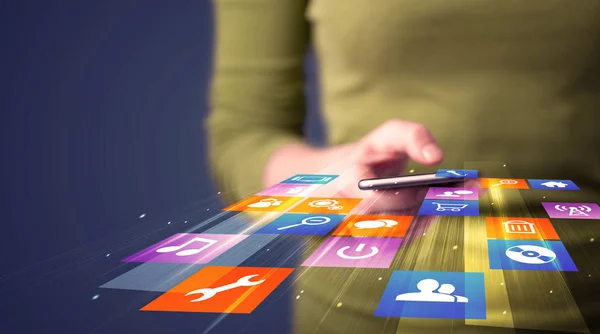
422, 144, 442, 162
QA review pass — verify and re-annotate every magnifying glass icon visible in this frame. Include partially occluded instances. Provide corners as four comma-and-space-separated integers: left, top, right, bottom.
277, 216, 332, 230
491, 179, 518, 187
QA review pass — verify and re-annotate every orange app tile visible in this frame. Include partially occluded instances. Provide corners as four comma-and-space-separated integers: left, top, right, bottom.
486, 217, 559, 240
141, 266, 294, 314
223, 195, 303, 212
288, 197, 363, 214
332, 214, 413, 237
480, 178, 529, 189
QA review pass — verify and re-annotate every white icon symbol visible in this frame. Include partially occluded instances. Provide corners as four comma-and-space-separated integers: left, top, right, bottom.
491, 179, 519, 187
505, 245, 556, 264
308, 199, 343, 210
291, 176, 332, 183
248, 198, 283, 208
285, 186, 307, 194
541, 181, 568, 188
432, 202, 468, 212
435, 190, 474, 198
554, 204, 591, 217
396, 279, 468, 303
336, 243, 379, 259
277, 216, 331, 230
354, 219, 398, 229
503, 220, 536, 234
445, 170, 467, 177
185, 274, 265, 302
155, 237, 218, 257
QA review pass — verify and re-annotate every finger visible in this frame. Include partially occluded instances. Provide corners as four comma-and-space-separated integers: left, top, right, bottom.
369, 157, 409, 178
358, 120, 443, 166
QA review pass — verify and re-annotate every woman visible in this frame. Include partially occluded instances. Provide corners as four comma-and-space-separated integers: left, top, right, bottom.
207, 0, 600, 332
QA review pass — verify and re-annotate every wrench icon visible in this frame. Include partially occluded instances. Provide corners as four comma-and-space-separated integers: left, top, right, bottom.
185, 274, 266, 302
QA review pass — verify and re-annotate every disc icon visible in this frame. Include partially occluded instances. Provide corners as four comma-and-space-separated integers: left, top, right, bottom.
505, 245, 556, 264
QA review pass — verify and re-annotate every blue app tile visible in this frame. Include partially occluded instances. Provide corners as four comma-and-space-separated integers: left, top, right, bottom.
487, 239, 578, 272
375, 271, 486, 320
418, 200, 479, 216
527, 179, 580, 190
435, 169, 478, 178
255, 213, 345, 235
280, 174, 339, 184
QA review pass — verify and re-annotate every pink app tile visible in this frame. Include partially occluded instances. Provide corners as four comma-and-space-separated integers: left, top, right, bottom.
123, 233, 248, 264
301, 237, 402, 268
425, 187, 480, 201
542, 202, 600, 219
257, 183, 320, 196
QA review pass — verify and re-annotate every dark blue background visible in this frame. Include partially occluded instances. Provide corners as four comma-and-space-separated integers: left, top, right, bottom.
0, 1, 323, 332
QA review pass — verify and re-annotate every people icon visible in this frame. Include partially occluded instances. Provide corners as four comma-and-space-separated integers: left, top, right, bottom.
395, 278, 468, 303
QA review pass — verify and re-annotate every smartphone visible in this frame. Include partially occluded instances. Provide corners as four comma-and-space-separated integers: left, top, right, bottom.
358, 173, 464, 190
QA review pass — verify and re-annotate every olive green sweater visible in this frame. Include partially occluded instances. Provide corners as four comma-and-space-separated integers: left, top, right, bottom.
207, 0, 599, 201
206, 2, 600, 332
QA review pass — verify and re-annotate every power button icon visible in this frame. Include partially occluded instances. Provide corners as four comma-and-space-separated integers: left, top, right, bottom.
336, 243, 379, 260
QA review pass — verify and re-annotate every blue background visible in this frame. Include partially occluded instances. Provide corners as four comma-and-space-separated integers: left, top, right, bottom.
528, 179, 580, 190
256, 213, 345, 235
435, 169, 478, 178
418, 200, 480, 216
0, 1, 324, 333
375, 271, 486, 320
488, 239, 578, 271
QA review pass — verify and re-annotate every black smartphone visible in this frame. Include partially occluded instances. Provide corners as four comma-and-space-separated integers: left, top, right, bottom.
358, 173, 464, 190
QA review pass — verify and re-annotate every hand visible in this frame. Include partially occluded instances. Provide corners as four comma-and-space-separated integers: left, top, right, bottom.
264, 119, 477, 214
328, 120, 446, 213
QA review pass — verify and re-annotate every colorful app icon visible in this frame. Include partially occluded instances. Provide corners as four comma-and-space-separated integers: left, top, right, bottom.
122, 233, 247, 264
332, 214, 413, 238
542, 202, 600, 219
141, 266, 294, 314
375, 271, 486, 319
479, 178, 529, 189
486, 217, 559, 240
435, 169, 478, 178
425, 187, 480, 201
223, 195, 304, 212
255, 213, 345, 235
301, 237, 402, 268
487, 239, 577, 271
257, 183, 320, 196
418, 200, 479, 216
527, 179, 580, 190
288, 197, 363, 214
280, 174, 338, 185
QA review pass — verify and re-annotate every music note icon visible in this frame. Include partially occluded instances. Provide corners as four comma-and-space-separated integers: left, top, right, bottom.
155, 237, 218, 257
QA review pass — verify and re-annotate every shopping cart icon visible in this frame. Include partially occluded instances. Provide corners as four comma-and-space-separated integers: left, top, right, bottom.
431, 202, 469, 212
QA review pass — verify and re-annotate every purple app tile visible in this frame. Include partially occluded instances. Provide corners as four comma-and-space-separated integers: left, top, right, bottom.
122, 233, 248, 264
257, 183, 320, 196
542, 202, 600, 219
425, 187, 480, 201
301, 237, 402, 268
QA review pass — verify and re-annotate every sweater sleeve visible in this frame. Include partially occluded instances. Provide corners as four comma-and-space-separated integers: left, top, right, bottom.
206, 0, 309, 203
